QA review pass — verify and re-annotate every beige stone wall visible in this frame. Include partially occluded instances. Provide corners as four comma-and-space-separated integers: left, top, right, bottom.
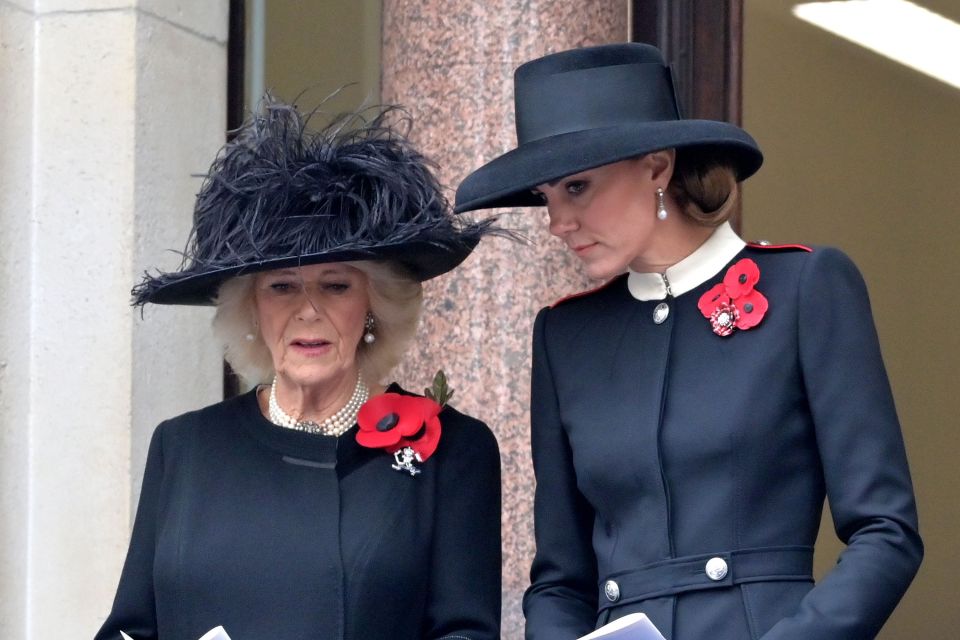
743, 1, 960, 636
0, 2, 227, 637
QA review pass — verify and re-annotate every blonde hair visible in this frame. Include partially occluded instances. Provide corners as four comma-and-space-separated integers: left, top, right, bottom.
667, 147, 740, 227
212, 261, 423, 387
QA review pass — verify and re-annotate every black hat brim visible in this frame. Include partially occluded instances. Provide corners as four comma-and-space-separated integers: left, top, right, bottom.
138, 239, 478, 306
455, 119, 762, 213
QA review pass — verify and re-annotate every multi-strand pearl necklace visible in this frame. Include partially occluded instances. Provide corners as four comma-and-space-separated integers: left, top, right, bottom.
268, 374, 368, 437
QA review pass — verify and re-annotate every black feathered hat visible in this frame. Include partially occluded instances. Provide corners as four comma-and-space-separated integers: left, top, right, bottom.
454, 42, 763, 213
134, 99, 499, 306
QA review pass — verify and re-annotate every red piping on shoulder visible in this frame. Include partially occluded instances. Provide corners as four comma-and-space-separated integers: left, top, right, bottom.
550, 275, 625, 308
746, 242, 813, 252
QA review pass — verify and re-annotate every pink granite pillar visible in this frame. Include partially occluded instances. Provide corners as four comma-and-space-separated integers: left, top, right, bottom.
382, 2, 627, 634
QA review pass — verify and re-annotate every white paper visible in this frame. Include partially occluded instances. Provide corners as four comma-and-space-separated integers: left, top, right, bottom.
577, 612, 667, 640
122, 627, 230, 640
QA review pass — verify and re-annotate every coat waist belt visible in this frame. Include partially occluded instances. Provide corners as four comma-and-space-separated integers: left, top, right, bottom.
597, 545, 814, 610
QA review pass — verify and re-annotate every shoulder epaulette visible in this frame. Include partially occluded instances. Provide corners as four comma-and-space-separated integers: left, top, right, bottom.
747, 241, 813, 252
550, 274, 626, 308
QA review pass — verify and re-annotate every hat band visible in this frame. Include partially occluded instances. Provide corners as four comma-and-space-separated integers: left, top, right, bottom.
515, 62, 682, 144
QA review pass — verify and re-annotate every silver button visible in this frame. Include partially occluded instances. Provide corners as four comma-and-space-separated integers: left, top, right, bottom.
653, 302, 670, 324
705, 557, 728, 581
758, 239, 771, 245
603, 579, 620, 602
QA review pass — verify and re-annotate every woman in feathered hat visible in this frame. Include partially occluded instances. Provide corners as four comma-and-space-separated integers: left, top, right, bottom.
95, 98, 502, 639
456, 43, 921, 639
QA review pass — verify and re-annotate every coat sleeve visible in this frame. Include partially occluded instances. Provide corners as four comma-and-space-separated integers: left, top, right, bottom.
93, 422, 167, 640
523, 307, 599, 639
761, 247, 923, 639
422, 413, 502, 640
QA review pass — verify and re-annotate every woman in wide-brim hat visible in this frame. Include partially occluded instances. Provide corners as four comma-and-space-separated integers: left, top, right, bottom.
456, 42, 921, 640
95, 98, 502, 640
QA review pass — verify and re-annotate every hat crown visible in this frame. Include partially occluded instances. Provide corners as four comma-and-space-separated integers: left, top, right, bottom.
453, 43, 762, 214
515, 42, 667, 78
190, 139, 442, 266
514, 43, 682, 145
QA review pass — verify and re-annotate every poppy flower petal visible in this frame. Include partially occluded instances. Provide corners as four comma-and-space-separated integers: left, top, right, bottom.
735, 290, 769, 329
702, 260, 768, 336
698, 283, 730, 318
357, 393, 405, 432
723, 259, 760, 298
358, 393, 423, 435
394, 415, 442, 462
391, 397, 431, 436
357, 427, 402, 448
413, 415, 443, 461
357, 392, 445, 461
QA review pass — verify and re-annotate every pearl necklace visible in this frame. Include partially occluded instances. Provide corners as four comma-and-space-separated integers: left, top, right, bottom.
268, 374, 368, 437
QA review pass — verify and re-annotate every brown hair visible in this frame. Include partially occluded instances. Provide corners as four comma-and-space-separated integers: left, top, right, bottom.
667, 147, 740, 227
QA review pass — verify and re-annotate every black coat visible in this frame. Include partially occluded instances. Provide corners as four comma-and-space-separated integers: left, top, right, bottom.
94, 384, 501, 640
523, 241, 922, 640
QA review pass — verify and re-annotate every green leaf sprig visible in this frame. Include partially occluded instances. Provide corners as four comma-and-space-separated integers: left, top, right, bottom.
424, 369, 454, 407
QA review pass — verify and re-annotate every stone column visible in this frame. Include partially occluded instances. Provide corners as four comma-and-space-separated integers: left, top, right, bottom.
0, 1, 227, 637
381, 2, 627, 633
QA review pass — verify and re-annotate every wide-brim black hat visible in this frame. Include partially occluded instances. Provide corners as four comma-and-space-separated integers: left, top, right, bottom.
455, 43, 763, 213
134, 101, 497, 306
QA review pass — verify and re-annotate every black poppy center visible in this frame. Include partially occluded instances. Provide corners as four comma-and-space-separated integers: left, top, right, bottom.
744, 303, 754, 313
376, 412, 400, 432
739, 274, 748, 284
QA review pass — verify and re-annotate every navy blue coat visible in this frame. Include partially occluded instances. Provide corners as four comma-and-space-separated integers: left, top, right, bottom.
94, 384, 501, 640
523, 243, 922, 639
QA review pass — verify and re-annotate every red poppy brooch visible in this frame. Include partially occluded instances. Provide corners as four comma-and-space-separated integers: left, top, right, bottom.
356, 370, 454, 476
697, 258, 769, 337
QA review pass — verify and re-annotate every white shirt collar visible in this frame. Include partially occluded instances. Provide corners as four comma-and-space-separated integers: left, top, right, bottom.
626, 222, 745, 301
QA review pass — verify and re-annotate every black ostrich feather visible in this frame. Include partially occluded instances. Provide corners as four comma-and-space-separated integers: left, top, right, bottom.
132, 97, 505, 306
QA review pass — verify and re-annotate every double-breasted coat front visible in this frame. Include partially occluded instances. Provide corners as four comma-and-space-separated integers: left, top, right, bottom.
94, 384, 501, 640
523, 223, 922, 640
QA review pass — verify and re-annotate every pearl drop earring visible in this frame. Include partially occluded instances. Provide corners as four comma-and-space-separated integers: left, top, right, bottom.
363, 312, 376, 344
656, 187, 668, 220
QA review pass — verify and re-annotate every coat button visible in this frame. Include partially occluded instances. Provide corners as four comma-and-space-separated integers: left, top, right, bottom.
653, 302, 670, 324
603, 579, 621, 602
705, 557, 728, 581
